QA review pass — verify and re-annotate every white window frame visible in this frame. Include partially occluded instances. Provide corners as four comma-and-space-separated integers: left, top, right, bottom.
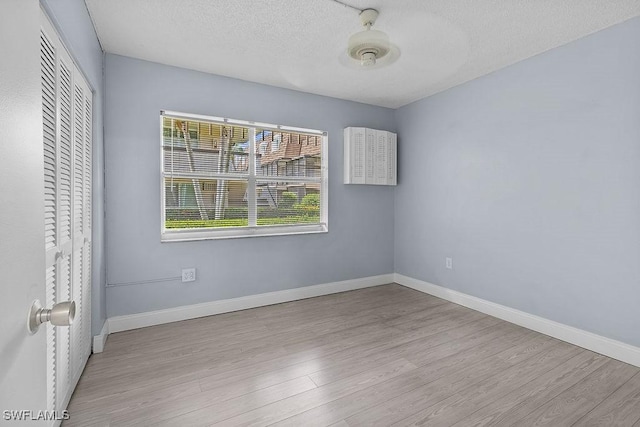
160, 110, 328, 242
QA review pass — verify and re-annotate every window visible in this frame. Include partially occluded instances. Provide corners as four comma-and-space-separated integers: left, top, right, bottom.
161, 111, 328, 241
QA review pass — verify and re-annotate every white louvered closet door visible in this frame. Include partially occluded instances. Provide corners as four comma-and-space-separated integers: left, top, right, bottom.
40, 10, 92, 415
72, 74, 93, 374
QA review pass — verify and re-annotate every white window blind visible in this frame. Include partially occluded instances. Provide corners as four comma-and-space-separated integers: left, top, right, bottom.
161, 111, 328, 241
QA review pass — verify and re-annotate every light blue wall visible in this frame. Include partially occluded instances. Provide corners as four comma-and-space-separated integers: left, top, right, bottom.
104, 54, 396, 317
395, 17, 640, 346
41, 0, 106, 336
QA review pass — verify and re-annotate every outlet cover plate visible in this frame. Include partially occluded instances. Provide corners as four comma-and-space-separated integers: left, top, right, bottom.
182, 268, 196, 282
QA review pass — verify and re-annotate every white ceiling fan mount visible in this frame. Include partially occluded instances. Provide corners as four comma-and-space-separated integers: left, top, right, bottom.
344, 8, 400, 69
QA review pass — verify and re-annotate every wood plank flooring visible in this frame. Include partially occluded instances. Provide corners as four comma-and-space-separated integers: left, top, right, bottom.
64, 284, 640, 426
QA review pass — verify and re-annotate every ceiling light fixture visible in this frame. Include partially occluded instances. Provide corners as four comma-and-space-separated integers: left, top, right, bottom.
345, 9, 399, 69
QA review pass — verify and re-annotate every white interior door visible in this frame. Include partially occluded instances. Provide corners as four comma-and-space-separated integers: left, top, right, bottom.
40, 10, 93, 416
0, 3, 92, 424
0, 0, 48, 423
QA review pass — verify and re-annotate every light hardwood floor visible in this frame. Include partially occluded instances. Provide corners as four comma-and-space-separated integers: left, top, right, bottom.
65, 284, 640, 426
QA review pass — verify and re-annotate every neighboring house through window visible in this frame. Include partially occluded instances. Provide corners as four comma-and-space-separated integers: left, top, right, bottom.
161, 111, 328, 241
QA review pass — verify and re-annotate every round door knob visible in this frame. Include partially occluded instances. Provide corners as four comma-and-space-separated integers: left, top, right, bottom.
27, 299, 76, 334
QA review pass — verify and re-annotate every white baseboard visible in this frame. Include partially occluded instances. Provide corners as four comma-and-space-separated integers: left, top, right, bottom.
107, 274, 394, 334
92, 320, 109, 353
394, 273, 640, 368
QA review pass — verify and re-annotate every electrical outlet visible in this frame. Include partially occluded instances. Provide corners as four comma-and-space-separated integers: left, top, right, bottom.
182, 268, 196, 282
445, 257, 453, 270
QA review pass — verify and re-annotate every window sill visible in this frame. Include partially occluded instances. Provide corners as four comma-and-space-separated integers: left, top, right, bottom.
161, 223, 328, 242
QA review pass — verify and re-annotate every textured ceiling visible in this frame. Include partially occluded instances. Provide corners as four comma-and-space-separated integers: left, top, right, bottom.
85, 0, 640, 108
